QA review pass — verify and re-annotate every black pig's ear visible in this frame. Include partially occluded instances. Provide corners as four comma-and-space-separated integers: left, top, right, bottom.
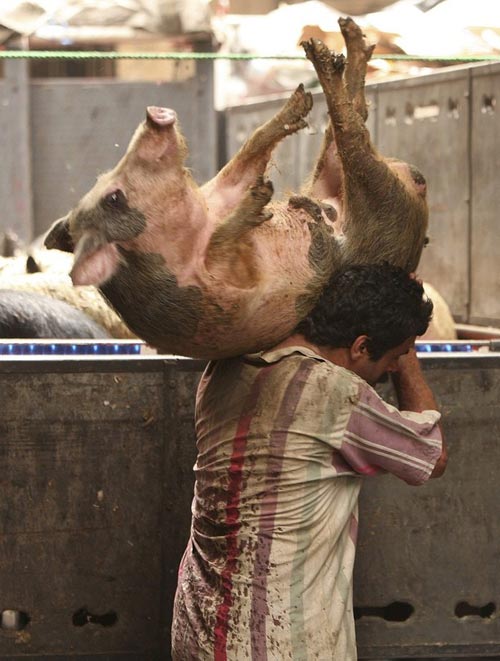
44, 215, 74, 253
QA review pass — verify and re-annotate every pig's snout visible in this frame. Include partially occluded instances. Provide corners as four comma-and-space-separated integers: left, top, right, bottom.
147, 106, 177, 128
44, 215, 74, 253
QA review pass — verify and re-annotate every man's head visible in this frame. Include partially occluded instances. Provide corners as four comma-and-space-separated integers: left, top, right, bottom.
295, 262, 433, 384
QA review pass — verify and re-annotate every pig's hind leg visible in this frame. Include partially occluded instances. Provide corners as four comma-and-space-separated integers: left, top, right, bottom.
340, 16, 374, 122
303, 38, 426, 271
303, 20, 373, 203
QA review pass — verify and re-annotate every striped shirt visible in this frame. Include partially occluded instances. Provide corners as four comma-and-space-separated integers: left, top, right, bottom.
172, 346, 442, 660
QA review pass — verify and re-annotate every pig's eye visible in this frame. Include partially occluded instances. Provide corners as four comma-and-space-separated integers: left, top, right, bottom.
103, 189, 126, 208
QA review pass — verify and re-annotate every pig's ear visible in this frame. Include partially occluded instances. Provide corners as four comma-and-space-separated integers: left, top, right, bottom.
44, 215, 74, 253
146, 106, 177, 129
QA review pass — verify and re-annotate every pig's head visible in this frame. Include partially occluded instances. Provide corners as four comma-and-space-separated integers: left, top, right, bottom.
386, 158, 428, 202
45, 106, 196, 287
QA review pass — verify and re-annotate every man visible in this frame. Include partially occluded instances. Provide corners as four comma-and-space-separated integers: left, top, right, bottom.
172, 262, 447, 660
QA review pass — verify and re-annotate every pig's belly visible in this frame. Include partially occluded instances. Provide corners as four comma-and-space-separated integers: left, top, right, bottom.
100, 214, 336, 358
100, 258, 319, 359
194, 290, 310, 358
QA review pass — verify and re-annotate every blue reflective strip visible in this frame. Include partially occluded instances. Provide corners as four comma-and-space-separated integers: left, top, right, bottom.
0, 343, 143, 355
416, 343, 474, 353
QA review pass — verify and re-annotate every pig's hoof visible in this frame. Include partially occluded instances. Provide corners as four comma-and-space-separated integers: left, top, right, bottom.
302, 38, 345, 77
250, 177, 273, 205
302, 38, 326, 67
290, 83, 314, 116
248, 177, 274, 225
339, 17, 374, 63
280, 84, 313, 132
332, 53, 346, 73
289, 195, 324, 225
338, 17, 363, 43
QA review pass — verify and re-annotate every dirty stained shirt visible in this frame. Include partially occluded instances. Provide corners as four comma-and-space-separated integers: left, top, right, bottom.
171, 346, 442, 661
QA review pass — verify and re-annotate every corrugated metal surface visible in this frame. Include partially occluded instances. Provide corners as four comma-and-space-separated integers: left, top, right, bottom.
0, 61, 33, 243
470, 62, 500, 326
356, 354, 500, 658
373, 67, 471, 322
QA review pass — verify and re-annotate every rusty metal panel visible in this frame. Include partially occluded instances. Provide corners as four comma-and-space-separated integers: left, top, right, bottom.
374, 68, 471, 322
356, 353, 500, 658
30, 60, 215, 238
0, 356, 201, 659
0, 61, 33, 243
469, 63, 500, 326
0, 362, 166, 657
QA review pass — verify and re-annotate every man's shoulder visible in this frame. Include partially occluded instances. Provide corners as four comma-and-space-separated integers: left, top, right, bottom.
250, 345, 362, 400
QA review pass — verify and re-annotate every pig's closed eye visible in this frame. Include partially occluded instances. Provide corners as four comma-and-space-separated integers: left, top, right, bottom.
103, 189, 127, 208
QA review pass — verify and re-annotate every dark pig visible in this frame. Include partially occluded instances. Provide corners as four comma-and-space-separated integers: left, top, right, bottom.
0, 289, 110, 339
45, 18, 428, 359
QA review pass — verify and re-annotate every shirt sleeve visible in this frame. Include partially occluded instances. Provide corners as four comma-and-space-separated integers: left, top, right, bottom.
339, 381, 443, 485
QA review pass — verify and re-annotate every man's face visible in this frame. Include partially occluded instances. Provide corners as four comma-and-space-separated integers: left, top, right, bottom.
355, 336, 416, 386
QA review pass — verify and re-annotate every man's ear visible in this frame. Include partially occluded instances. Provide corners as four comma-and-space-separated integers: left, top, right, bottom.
350, 335, 370, 361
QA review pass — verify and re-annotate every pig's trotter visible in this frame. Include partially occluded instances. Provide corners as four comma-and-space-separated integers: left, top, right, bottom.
339, 17, 374, 121
214, 85, 312, 189
302, 40, 348, 127
204, 177, 275, 287
240, 176, 274, 227
302, 39, 346, 88
248, 177, 274, 225
277, 83, 314, 135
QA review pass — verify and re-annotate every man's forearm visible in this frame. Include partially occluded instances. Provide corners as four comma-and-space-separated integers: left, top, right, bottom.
392, 348, 438, 412
392, 348, 447, 478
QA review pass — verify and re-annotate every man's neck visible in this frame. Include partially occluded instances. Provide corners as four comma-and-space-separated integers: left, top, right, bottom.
273, 333, 351, 370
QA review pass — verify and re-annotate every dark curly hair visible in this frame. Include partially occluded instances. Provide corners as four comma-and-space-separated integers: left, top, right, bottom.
296, 263, 433, 360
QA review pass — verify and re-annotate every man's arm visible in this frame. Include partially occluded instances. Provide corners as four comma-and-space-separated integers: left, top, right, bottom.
392, 348, 448, 478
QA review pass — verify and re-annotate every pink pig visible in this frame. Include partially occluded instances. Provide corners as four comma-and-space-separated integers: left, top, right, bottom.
45, 18, 428, 358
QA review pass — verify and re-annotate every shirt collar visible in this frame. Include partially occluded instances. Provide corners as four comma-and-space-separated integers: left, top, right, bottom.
244, 344, 327, 366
